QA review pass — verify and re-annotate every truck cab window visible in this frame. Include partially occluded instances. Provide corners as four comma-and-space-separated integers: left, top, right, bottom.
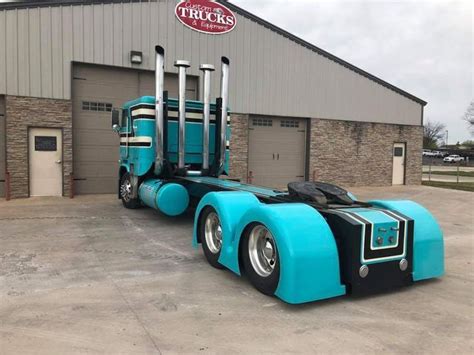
121, 109, 128, 128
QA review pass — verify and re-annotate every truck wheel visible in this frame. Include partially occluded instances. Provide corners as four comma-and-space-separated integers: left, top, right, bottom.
241, 223, 280, 296
199, 206, 224, 269
120, 172, 141, 209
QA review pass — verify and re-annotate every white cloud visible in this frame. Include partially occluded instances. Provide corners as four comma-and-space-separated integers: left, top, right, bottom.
232, 0, 473, 143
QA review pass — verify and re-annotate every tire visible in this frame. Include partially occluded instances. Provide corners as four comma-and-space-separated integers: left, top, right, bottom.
199, 206, 224, 269
120, 172, 141, 209
241, 223, 280, 296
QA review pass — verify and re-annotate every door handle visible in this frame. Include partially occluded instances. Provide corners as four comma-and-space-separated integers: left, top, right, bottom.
56, 160, 62, 164
277, 153, 279, 160
272, 153, 275, 160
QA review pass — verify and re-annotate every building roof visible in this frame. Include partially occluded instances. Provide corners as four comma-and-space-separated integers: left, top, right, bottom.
0, 0, 427, 106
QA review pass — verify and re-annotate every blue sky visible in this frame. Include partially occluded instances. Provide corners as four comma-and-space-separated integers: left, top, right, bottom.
232, 0, 473, 143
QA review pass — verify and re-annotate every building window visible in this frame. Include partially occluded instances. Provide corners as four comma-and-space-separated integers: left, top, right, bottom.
252, 118, 273, 127
394, 147, 404, 157
280, 119, 299, 128
35, 136, 57, 151
82, 101, 113, 112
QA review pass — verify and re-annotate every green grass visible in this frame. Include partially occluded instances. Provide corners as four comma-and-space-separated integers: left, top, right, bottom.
422, 181, 474, 192
424, 170, 474, 177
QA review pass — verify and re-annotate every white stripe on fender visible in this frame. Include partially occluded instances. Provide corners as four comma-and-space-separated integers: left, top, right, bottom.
131, 108, 155, 117
120, 136, 152, 143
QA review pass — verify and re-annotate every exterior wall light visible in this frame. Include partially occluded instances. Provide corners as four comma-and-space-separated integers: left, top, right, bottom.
130, 51, 143, 64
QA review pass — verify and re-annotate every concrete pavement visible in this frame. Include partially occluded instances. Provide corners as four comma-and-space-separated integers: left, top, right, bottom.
0, 186, 472, 354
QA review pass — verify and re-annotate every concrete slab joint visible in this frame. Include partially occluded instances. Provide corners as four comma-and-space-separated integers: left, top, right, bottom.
5, 95, 73, 199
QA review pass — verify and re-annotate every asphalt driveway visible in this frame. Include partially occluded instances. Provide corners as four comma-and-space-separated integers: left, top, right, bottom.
0, 186, 472, 354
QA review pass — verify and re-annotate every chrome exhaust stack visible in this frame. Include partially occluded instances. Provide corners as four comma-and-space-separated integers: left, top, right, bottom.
154, 45, 165, 176
218, 56, 230, 174
174, 60, 191, 171
200, 64, 215, 172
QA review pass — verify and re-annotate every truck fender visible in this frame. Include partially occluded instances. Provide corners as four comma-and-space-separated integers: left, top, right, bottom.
234, 203, 346, 304
193, 191, 260, 274
369, 200, 444, 281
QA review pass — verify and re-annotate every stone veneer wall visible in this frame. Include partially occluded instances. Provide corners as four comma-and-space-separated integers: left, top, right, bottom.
309, 118, 423, 187
3, 98, 421, 198
228, 113, 249, 182
5, 95, 72, 198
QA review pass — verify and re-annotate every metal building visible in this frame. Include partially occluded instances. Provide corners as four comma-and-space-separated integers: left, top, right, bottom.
0, 0, 426, 199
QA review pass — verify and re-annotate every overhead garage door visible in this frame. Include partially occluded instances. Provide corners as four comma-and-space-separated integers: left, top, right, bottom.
72, 64, 198, 194
248, 116, 307, 189
0, 96, 5, 197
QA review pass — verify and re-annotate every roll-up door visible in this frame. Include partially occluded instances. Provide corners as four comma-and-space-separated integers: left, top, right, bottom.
72, 64, 197, 194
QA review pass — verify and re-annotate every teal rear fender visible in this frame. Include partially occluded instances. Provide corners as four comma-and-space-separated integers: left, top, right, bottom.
235, 203, 346, 304
369, 200, 445, 281
193, 191, 261, 274
193, 191, 346, 304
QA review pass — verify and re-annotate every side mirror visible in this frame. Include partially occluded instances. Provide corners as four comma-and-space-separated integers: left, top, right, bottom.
111, 109, 120, 132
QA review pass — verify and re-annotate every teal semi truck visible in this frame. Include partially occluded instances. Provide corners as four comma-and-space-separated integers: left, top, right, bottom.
111, 45, 444, 304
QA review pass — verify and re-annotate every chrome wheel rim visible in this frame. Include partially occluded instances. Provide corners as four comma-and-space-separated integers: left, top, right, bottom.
204, 212, 222, 254
248, 225, 276, 277
120, 178, 132, 202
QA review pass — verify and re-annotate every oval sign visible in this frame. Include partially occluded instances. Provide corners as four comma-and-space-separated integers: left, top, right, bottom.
175, 0, 237, 35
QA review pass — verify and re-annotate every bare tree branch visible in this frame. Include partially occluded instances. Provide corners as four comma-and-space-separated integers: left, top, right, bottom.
462, 100, 474, 136
424, 120, 446, 148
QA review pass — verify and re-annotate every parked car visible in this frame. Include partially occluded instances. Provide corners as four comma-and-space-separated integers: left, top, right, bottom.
443, 154, 464, 163
423, 149, 436, 157
432, 150, 448, 158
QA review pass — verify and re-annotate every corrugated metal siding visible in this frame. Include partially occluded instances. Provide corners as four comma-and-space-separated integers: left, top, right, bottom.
0, 95, 5, 197
0, 1, 422, 125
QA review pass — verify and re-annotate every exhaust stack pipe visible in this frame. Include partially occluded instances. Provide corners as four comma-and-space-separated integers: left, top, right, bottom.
219, 56, 230, 174
200, 64, 215, 171
154, 46, 165, 175
174, 60, 191, 171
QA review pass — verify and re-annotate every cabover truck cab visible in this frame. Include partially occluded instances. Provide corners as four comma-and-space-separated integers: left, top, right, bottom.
111, 46, 444, 304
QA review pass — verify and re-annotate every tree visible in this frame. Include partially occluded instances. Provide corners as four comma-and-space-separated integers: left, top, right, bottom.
462, 100, 474, 135
423, 120, 446, 149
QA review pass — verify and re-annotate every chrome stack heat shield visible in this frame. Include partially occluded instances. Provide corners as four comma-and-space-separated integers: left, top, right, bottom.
199, 64, 215, 172
218, 57, 230, 174
154, 45, 165, 176
174, 60, 191, 171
